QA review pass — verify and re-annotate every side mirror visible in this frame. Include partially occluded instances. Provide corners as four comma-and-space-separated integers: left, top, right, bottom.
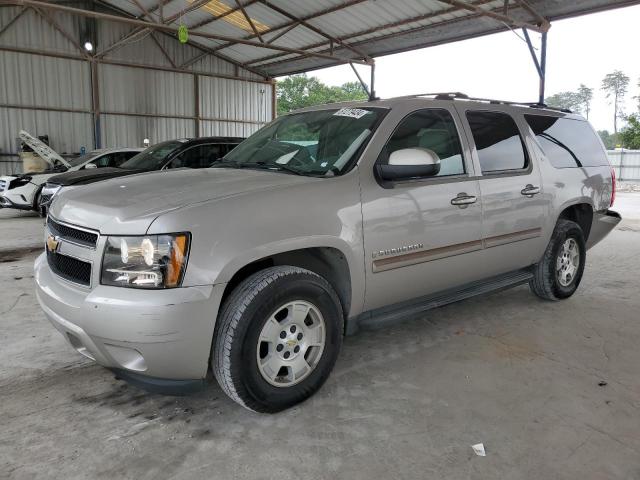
377, 148, 440, 181
84, 163, 98, 169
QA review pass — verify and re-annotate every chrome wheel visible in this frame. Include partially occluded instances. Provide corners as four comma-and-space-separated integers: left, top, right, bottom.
256, 300, 326, 387
556, 238, 580, 287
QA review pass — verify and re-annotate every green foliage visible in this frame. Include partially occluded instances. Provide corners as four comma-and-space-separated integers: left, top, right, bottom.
545, 91, 581, 112
276, 74, 368, 115
601, 70, 630, 134
576, 84, 593, 119
545, 84, 593, 118
597, 130, 618, 150
619, 114, 640, 149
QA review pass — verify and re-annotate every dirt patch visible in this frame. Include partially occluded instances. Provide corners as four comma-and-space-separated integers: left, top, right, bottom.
0, 245, 42, 263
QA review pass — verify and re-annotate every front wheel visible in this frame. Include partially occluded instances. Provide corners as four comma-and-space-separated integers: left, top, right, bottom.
212, 266, 344, 413
529, 219, 586, 300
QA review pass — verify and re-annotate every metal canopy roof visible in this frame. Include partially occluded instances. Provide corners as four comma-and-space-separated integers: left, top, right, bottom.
2, 0, 640, 80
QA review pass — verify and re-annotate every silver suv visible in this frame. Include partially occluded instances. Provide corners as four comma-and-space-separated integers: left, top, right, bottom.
35, 94, 620, 412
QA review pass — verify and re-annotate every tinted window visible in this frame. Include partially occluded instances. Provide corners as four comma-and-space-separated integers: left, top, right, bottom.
466, 111, 527, 173
525, 115, 608, 168
381, 109, 465, 177
169, 144, 225, 169
121, 140, 186, 170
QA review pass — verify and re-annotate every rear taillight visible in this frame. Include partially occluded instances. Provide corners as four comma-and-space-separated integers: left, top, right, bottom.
610, 167, 616, 207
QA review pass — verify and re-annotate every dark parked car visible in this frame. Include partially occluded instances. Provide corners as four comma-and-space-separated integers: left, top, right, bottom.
39, 136, 243, 214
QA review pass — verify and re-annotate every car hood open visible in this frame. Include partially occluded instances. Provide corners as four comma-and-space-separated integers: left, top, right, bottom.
49, 167, 316, 234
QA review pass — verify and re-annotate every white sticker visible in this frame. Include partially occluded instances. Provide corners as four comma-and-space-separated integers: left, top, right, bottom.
333, 108, 371, 119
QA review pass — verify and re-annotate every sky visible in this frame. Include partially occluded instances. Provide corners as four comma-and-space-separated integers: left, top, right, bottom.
305, 4, 640, 133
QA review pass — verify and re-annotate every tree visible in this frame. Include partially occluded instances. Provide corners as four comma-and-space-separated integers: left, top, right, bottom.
601, 70, 630, 134
597, 130, 617, 150
545, 91, 581, 112
576, 84, 593, 119
619, 114, 640, 149
276, 74, 368, 115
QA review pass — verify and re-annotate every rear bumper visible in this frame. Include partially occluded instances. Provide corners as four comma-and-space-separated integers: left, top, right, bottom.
587, 209, 621, 249
34, 253, 226, 382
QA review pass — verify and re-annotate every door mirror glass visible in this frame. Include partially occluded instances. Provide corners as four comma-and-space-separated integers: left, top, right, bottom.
84, 162, 98, 169
378, 148, 440, 181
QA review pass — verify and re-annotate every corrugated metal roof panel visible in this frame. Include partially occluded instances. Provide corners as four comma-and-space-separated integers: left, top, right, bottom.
100, 114, 195, 147
200, 119, 261, 137
0, 51, 91, 110
99, 64, 195, 116
0, 7, 83, 55
199, 76, 272, 123
0, 107, 93, 155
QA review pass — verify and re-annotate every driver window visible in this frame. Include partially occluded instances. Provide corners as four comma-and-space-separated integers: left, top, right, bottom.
90, 154, 113, 168
382, 109, 465, 177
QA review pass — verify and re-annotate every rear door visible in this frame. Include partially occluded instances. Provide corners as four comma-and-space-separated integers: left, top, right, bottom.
458, 108, 547, 276
361, 105, 485, 311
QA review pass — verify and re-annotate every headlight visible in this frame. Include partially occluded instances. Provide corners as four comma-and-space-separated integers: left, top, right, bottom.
101, 233, 190, 289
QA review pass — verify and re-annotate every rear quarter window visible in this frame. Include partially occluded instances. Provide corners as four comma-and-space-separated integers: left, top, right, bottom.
524, 115, 608, 168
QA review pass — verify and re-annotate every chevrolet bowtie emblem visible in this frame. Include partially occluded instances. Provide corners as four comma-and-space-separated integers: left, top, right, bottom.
46, 235, 60, 253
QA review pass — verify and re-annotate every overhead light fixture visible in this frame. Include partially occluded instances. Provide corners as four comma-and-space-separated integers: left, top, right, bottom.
84, 41, 93, 52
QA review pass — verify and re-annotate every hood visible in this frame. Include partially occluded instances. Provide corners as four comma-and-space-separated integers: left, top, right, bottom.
50, 167, 316, 234
47, 167, 143, 186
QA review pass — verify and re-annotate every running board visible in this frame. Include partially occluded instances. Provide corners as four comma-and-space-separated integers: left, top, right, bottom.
347, 268, 533, 335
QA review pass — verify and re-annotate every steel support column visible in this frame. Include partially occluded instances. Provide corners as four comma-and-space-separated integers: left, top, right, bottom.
90, 60, 101, 148
523, 27, 548, 105
539, 31, 547, 105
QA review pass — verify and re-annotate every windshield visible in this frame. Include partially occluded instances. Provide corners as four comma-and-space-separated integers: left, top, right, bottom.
217, 107, 384, 176
120, 140, 186, 170
66, 151, 102, 167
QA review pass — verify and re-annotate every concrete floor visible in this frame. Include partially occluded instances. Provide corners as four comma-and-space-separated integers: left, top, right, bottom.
1, 195, 640, 480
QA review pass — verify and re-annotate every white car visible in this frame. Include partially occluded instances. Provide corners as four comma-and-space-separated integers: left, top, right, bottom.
0, 148, 142, 212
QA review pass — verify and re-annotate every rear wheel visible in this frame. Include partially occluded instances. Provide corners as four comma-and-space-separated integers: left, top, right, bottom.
530, 219, 586, 300
212, 266, 343, 413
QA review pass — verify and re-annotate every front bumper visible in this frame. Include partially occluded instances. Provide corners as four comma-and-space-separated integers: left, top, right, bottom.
34, 253, 226, 382
0, 181, 38, 210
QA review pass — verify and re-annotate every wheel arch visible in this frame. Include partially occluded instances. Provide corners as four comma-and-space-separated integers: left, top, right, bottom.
218, 240, 359, 322
557, 201, 594, 241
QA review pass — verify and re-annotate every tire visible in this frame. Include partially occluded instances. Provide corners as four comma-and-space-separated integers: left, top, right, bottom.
32, 187, 43, 214
212, 266, 344, 413
529, 219, 586, 300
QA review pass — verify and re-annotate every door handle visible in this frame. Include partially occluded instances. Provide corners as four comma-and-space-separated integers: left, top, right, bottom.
521, 184, 540, 197
450, 193, 477, 207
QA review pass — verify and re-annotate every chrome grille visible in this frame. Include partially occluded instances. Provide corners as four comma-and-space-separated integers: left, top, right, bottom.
46, 250, 91, 286
47, 217, 98, 248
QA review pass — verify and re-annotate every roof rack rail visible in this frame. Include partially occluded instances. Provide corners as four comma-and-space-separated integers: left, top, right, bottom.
393, 92, 573, 114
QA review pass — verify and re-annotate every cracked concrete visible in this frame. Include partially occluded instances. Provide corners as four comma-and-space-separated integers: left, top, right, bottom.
1, 194, 640, 479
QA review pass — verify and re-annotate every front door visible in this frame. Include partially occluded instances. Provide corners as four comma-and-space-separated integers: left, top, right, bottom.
360, 106, 485, 311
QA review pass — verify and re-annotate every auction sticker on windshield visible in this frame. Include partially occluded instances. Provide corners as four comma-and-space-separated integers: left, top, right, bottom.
333, 108, 371, 119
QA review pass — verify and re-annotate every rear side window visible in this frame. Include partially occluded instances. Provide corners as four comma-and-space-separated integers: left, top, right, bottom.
381, 108, 465, 177
524, 115, 608, 168
466, 111, 527, 173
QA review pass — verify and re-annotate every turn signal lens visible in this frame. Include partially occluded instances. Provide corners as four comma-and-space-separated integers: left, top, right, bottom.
166, 234, 188, 287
